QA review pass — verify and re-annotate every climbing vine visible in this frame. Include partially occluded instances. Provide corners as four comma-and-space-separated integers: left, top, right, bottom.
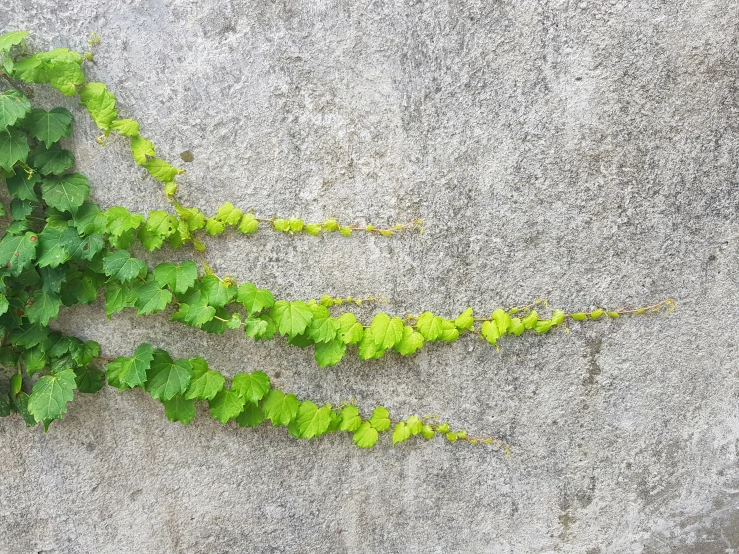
0, 31, 673, 450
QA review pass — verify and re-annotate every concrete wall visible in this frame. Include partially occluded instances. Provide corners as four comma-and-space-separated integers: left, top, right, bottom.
1, 1, 738, 552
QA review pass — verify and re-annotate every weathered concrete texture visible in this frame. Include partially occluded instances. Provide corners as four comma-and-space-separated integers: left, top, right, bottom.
1, 1, 739, 552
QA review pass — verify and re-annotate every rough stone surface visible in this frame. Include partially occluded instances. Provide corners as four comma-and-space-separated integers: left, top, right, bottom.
1, 1, 738, 552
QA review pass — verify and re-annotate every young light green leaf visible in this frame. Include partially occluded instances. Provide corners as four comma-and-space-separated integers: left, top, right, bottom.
370, 313, 404, 350
237, 282, 275, 314
131, 134, 155, 164
79, 82, 118, 131
308, 316, 340, 343
394, 326, 424, 356
454, 307, 474, 330
337, 312, 364, 345
369, 406, 391, 431
27, 368, 76, 431
270, 300, 313, 337
314, 339, 347, 368
143, 158, 181, 182
111, 118, 140, 137
392, 422, 411, 445
46, 61, 85, 96
0, 31, 28, 53
405, 415, 423, 435
353, 421, 379, 448
262, 389, 300, 426
416, 311, 443, 341
339, 405, 362, 432
480, 320, 499, 346
231, 371, 270, 404
297, 401, 332, 439
238, 213, 258, 234
138, 210, 178, 251
492, 308, 511, 336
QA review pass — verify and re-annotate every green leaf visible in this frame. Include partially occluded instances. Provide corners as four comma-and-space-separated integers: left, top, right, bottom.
130, 135, 155, 165
105, 343, 154, 390
153, 261, 198, 294
438, 319, 459, 342
369, 313, 404, 349
36, 227, 70, 268
74, 366, 105, 394
146, 350, 192, 401
392, 422, 411, 445
270, 300, 313, 337
262, 389, 300, 426
297, 401, 332, 439
237, 282, 274, 314
369, 406, 391, 431
231, 371, 270, 403
131, 278, 173, 315
27, 369, 76, 431
8, 323, 49, 348
79, 82, 118, 131
353, 421, 379, 448
0, 231, 37, 276
339, 405, 362, 432
185, 364, 225, 401
394, 326, 424, 356
111, 118, 139, 137
162, 395, 196, 425
103, 250, 147, 283
73, 203, 107, 234
234, 402, 264, 427
105, 206, 144, 237
30, 143, 75, 175
24, 107, 73, 147
208, 388, 246, 424
173, 291, 216, 328
0, 90, 31, 129
337, 312, 364, 345
104, 282, 133, 317
5, 172, 39, 201
0, 127, 29, 171
198, 275, 236, 308
40, 173, 89, 213
60, 228, 104, 262
0, 31, 28, 53
314, 339, 347, 368
25, 290, 62, 325
143, 158, 181, 182
416, 311, 443, 341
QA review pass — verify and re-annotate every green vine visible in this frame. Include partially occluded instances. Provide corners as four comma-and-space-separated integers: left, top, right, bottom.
0, 31, 673, 449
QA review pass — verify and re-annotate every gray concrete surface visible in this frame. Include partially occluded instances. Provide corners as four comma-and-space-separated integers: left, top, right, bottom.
1, 1, 738, 552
